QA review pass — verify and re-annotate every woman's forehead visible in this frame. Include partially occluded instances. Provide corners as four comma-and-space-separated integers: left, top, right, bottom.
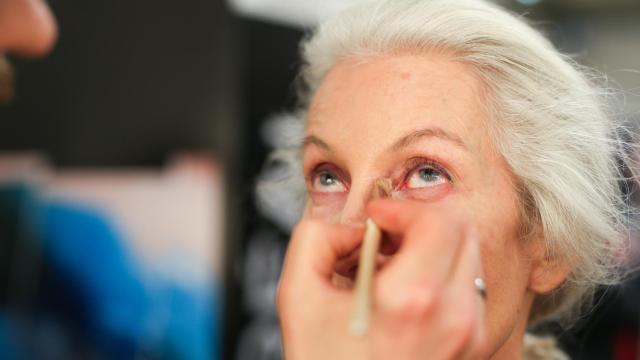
306, 54, 490, 154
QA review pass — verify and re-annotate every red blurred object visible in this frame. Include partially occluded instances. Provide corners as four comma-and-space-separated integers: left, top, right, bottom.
614, 327, 639, 360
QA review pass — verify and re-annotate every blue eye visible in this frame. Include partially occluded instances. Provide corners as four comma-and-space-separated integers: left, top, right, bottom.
406, 164, 449, 189
312, 170, 347, 193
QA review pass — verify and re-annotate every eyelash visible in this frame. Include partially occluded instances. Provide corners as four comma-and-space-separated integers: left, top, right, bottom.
401, 158, 452, 189
306, 158, 452, 193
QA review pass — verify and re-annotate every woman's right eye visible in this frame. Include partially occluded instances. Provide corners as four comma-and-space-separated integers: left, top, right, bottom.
311, 170, 347, 193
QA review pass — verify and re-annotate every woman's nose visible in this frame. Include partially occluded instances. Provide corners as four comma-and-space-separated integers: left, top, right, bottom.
338, 183, 369, 225
0, 0, 58, 56
340, 177, 392, 225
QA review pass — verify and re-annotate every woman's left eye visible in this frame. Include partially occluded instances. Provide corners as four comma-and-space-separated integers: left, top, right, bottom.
405, 165, 450, 189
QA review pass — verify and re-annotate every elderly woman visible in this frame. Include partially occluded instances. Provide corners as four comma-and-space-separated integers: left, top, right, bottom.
272, 0, 635, 358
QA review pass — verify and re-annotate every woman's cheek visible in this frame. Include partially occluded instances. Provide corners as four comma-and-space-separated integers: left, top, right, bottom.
307, 192, 346, 223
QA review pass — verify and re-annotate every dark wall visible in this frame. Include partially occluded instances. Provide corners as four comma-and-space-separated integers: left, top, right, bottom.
228, 17, 304, 359
0, 0, 240, 167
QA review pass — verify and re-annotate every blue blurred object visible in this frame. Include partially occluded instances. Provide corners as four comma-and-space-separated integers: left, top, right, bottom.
40, 203, 154, 358
0, 313, 20, 360
0, 183, 220, 360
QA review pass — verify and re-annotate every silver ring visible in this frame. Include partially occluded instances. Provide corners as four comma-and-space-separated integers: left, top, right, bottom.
474, 277, 487, 299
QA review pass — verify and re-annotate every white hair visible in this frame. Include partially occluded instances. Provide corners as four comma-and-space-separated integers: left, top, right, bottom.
258, 0, 637, 327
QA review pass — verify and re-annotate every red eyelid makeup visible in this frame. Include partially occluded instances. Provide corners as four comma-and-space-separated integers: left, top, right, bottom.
305, 156, 455, 189
386, 157, 451, 190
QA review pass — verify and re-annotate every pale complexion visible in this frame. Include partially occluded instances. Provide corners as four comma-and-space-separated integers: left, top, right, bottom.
277, 54, 570, 359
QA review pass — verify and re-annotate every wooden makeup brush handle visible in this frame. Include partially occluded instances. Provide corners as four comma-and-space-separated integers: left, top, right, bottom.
349, 177, 391, 336
349, 217, 382, 336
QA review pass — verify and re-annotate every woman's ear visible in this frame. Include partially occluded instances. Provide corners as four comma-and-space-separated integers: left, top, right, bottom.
527, 240, 572, 294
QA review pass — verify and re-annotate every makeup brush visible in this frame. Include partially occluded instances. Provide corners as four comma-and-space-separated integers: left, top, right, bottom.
349, 178, 392, 337
372, 177, 392, 199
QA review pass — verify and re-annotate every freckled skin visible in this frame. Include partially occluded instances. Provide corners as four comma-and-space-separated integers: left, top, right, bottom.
301, 54, 565, 358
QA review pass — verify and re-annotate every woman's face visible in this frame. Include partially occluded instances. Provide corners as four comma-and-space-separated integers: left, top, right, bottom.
302, 54, 539, 356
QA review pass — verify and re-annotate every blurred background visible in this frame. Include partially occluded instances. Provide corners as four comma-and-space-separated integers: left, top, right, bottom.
0, 0, 638, 359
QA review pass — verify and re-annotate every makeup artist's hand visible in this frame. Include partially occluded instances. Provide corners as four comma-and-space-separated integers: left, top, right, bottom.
277, 198, 487, 360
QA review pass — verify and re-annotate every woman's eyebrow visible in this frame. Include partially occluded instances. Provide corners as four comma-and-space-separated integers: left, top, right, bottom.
302, 127, 467, 153
389, 127, 468, 152
302, 135, 332, 152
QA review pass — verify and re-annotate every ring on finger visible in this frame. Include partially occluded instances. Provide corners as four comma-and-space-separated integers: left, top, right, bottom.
474, 277, 487, 299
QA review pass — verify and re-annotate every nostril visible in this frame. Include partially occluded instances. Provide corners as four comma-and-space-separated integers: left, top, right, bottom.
334, 248, 361, 277
379, 232, 401, 255
346, 264, 358, 279
333, 246, 395, 279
